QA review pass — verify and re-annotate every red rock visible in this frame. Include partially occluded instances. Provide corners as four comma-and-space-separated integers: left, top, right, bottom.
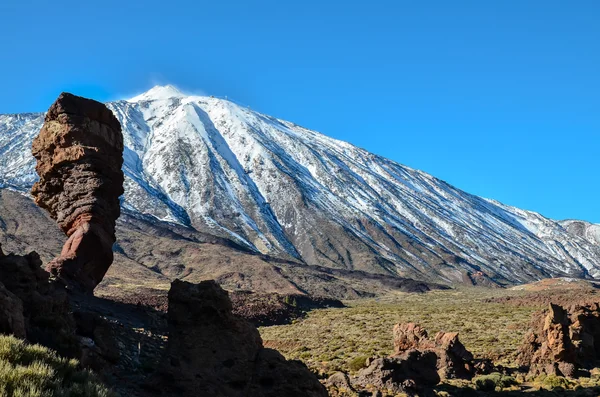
517, 302, 600, 377
392, 322, 475, 380
31, 92, 124, 291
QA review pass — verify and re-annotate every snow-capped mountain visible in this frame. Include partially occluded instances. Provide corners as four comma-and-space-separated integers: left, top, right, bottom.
1, 85, 599, 285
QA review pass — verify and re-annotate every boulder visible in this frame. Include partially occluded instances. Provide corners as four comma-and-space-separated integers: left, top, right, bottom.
352, 350, 440, 395
433, 331, 474, 379
153, 280, 327, 397
31, 92, 124, 292
327, 371, 354, 392
392, 322, 475, 380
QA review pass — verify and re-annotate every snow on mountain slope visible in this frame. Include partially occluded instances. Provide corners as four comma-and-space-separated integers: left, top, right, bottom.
1, 85, 599, 285
559, 220, 600, 247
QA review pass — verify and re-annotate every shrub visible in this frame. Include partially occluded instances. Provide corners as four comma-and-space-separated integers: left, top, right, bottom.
0, 334, 112, 397
348, 355, 370, 372
473, 372, 517, 391
537, 374, 574, 391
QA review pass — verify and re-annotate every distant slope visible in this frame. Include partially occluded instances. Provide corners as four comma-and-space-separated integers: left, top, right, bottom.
1, 85, 599, 285
0, 189, 440, 299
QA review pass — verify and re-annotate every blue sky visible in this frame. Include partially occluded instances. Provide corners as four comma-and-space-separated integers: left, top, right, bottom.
1, 0, 598, 222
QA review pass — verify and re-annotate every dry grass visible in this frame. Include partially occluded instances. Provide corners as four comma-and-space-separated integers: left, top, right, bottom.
260, 287, 536, 377
261, 286, 600, 395
0, 335, 112, 397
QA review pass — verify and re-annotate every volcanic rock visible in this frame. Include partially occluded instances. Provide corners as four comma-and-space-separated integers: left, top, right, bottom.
0, 251, 77, 356
517, 302, 600, 377
31, 92, 124, 291
326, 371, 354, 392
392, 322, 475, 380
0, 281, 25, 338
154, 279, 327, 397
352, 350, 440, 395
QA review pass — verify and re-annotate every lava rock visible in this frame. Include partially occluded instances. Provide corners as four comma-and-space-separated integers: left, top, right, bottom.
0, 251, 77, 356
352, 350, 440, 395
517, 302, 600, 377
153, 279, 327, 397
31, 92, 124, 292
0, 281, 25, 338
392, 322, 475, 380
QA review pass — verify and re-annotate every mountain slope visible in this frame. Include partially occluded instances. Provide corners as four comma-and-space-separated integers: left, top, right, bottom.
1, 85, 599, 285
559, 220, 600, 246
0, 189, 440, 299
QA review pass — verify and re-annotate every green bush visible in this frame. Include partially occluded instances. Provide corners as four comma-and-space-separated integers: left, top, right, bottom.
473, 372, 517, 391
348, 355, 370, 372
0, 334, 112, 397
538, 374, 574, 391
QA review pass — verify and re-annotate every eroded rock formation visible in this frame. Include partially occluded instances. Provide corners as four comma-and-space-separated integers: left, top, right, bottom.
31, 92, 124, 291
392, 322, 476, 380
517, 302, 600, 377
154, 280, 328, 397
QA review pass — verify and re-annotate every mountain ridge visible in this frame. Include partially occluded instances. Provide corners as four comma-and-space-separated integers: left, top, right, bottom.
1, 86, 599, 286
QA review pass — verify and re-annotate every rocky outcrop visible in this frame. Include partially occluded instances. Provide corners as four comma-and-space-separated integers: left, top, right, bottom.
352, 350, 440, 395
392, 322, 476, 380
0, 251, 77, 356
517, 302, 600, 377
31, 92, 124, 292
154, 280, 327, 397
327, 323, 480, 396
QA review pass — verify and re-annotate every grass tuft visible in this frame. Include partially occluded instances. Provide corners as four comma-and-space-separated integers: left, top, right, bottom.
0, 334, 112, 397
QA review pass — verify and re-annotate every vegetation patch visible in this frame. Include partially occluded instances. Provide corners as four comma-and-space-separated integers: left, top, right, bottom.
473, 372, 517, 391
260, 287, 536, 375
0, 335, 112, 397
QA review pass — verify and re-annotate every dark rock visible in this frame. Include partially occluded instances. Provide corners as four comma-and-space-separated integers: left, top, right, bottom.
352, 350, 440, 395
473, 358, 495, 375
153, 279, 327, 397
0, 281, 25, 338
327, 371, 354, 391
0, 251, 77, 356
31, 92, 124, 292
